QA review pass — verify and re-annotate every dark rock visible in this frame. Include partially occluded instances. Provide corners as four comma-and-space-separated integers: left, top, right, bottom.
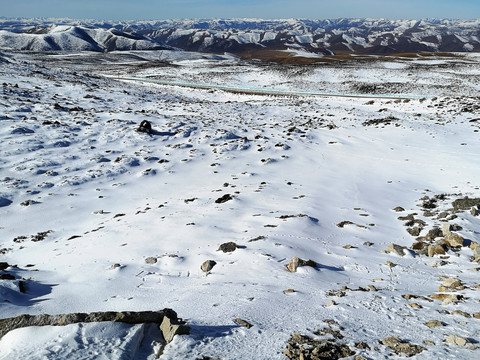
217, 242, 238, 253
0, 262, 9, 271
336, 221, 354, 228
215, 194, 233, 203
0, 273, 15, 280
452, 197, 480, 211
393, 206, 405, 212
426, 227, 443, 240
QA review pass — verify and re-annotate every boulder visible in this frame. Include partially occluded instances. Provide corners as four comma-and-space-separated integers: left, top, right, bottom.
217, 242, 238, 253
385, 243, 407, 256
287, 257, 317, 272
160, 314, 190, 343
444, 233, 464, 248
201, 260, 217, 272
445, 335, 468, 346
424, 320, 445, 328
427, 244, 446, 257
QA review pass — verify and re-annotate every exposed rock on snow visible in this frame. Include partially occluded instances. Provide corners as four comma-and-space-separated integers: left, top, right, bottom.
287, 257, 317, 272
201, 260, 217, 272
0, 309, 187, 343
217, 241, 239, 253
284, 333, 355, 360
380, 336, 426, 356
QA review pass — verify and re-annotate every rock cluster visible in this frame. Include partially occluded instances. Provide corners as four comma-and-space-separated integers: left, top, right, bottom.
284, 333, 355, 360
380, 336, 425, 356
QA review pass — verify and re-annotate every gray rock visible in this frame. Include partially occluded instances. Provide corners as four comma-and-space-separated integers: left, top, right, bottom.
452, 197, 480, 211
145, 257, 158, 264
217, 242, 238, 253
201, 260, 217, 272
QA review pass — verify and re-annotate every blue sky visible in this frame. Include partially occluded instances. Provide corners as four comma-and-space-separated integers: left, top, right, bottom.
1, 0, 479, 21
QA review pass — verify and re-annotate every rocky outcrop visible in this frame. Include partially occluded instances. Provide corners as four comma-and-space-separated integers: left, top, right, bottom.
0, 309, 188, 343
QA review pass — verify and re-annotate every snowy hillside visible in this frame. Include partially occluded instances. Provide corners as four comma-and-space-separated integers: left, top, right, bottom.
1, 17, 480, 54
0, 24, 169, 52
0, 50, 479, 359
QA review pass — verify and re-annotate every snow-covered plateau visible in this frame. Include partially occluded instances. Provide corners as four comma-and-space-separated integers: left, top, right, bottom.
0, 48, 480, 359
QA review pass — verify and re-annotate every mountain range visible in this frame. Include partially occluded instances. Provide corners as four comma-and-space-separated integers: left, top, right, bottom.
0, 17, 479, 55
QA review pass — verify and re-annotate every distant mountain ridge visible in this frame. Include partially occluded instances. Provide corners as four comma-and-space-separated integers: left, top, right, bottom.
0, 17, 479, 54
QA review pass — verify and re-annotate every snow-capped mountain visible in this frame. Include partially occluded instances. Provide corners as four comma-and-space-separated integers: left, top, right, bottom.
1, 17, 480, 54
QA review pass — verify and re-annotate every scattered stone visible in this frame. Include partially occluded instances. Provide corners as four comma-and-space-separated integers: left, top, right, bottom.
427, 260, 449, 267
215, 194, 233, 204
284, 333, 355, 360
474, 312, 480, 319
314, 328, 344, 339
363, 241, 374, 246
365, 285, 377, 292
450, 310, 471, 318
385, 261, 397, 268
410, 303, 422, 308
393, 206, 405, 212
336, 221, 354, 228
145, 257, 158, 264
380, 336, 426, 356
424, 320, 445, 328
235, 318, 253, 329
283, 289, 295, 294
326, 300, 337, 307
217, 242, 238, 253
445, 335, 468, 346
444, 233, 464, 248
201, 260, 217, 273
287, 257, 317, 272
424, 340, 435, 345
385, 243, 406, 256
110, 263, 122, 269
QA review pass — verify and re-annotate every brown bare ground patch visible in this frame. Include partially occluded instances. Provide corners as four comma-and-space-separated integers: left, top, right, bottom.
235, 49, 466, 65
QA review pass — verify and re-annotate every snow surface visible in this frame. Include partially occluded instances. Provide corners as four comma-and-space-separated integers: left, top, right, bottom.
0, 50, 479, 359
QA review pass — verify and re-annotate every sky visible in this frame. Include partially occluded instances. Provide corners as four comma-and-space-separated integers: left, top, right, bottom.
1, 0, 479, 21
